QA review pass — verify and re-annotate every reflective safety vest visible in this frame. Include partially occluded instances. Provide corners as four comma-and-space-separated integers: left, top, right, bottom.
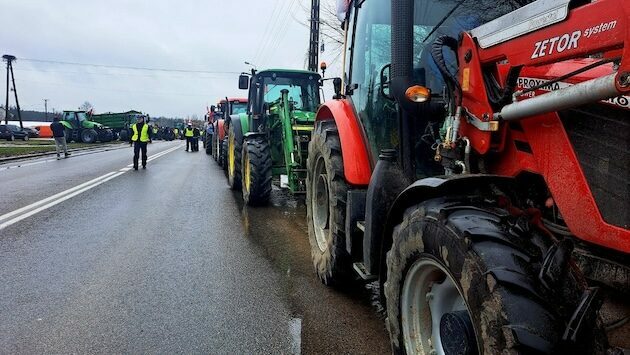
131, 123, 150, 142
185, 128, 194, 137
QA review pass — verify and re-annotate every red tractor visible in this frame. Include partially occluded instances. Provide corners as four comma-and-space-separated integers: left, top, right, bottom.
306, 0, 629, 353
207, 98, 248, 169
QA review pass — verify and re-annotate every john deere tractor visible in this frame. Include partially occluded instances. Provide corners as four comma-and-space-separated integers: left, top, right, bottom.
225, 69, 321, 205
60, 110, 114, 143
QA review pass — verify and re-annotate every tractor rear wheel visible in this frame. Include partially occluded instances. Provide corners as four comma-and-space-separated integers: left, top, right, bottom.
221, 138, 228, 174
119, 129, 128, 141
227, 123, 243, 190
211, 132, 218, 160
385, 197, 606, 355
242, 136, 272, 206
65, 129, 74, 143
306, 120, 352, 286
81, 129, 98, 143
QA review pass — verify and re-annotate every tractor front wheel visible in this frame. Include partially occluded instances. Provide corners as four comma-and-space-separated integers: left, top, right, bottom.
227, 123, 243, 190
242, 136, 272, 206
385, 197, 606, 355
81, 129, 98, 143
306, 120, 352, 286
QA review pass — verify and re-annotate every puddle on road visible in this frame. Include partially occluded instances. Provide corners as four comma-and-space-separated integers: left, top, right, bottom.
232, 188, 390, 354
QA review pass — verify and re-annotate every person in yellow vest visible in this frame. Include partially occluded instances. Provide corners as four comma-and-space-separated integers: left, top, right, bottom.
130, 115, 152, 170
184, 123, 195, 152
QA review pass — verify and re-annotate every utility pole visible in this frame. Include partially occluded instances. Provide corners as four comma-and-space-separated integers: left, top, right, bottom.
44, 99, 49, 121
3, 54, 23, 128
307, 0, 320, 72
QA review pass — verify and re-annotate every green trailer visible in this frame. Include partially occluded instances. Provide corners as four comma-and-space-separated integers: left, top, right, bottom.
91, 110, 142, 141
226, 69, 321, 205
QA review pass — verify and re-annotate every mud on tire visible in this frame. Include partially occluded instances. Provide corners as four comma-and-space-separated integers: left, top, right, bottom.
306, 120, 352, 286
242, 136, 272, 206
384, 196, 606, 354
227, 122, 243, 190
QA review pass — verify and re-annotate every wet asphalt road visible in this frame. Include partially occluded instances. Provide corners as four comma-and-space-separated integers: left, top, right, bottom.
0, 141, 390, 354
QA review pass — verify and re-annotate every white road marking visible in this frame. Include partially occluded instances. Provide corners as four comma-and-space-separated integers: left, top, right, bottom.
289, 317, 302, 355
0, 172, 117, 223
0, 144, 182, 231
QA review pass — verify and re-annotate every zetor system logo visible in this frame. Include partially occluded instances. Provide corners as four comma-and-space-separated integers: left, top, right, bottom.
531, 20, 617, 59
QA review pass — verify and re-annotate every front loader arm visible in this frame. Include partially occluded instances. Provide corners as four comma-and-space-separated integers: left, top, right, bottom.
458, 0, 629, 154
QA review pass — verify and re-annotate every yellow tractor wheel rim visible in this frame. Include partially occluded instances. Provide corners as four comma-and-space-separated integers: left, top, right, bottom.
244, 152, 251, 193
228, 133, 235, 177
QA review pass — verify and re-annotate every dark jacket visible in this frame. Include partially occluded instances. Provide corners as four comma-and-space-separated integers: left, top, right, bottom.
193, 128, 200, 138
50, 121, 65, 138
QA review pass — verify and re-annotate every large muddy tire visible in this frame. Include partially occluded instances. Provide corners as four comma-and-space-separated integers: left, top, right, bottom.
242, 136, 272, 206
385, 197, 606, 355
65, 129, 74, 143
306, 120, 352, 286
205, 134, 212, 155
221, 138, 228, 174
227, 122, 243, 190
81, 129, 97, 143
211, 132, 218, 161
119, 129, 129, 141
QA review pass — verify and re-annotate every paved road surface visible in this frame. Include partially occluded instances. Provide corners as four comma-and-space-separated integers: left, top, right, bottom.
0, 141, 389, 354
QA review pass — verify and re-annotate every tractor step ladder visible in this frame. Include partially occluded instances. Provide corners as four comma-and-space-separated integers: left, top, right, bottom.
353, 262, 377, 281
353, 221, 377, 281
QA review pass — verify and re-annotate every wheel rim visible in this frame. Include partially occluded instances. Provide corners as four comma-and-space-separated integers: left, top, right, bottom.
244, 150, 251, 194
312, 155, 330, 252
228, 132, 235, 178
401, 257, 474, 355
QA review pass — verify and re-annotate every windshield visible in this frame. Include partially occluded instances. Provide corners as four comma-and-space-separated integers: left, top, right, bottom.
76, 112, 88, 121
412, 0, 536, 92
261, 74, 321, 112
230, 102, 247, 115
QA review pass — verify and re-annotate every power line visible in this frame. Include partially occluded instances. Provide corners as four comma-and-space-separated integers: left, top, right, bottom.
17, 57, 241, 75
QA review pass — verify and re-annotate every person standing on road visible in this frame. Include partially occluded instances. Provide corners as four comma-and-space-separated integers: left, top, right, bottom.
184, 123, 194, 152
130, 115, 152, 170
192, 125, 200, 152
50, 116, 70, 160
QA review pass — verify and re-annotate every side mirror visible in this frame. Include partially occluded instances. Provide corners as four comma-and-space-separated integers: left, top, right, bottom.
238, 75, 249, 90
380, 64, 394, 100
333, 78, 342, 99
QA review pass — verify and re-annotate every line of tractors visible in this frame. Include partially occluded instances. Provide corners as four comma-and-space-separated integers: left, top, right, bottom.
206, 1, 629, 353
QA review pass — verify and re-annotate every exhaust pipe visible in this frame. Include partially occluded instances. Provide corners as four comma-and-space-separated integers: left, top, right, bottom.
495, 73, 620, 121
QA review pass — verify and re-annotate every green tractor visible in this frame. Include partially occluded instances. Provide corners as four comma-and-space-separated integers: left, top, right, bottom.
226, 69, 321, 205
60, 110, 114, 143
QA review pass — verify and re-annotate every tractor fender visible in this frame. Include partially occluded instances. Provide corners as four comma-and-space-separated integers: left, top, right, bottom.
60, 121, 73, 129
229, 115, 245, 144
216, 119, 225, 141
378, 175, 517, 278
315, 100, 371, 186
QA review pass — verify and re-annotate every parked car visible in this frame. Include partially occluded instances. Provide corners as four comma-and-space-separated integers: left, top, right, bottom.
0, 124, 29, 141
22, 127, 40, 138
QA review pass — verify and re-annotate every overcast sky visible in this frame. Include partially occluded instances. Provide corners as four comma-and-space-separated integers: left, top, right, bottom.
1, 0, 342, 118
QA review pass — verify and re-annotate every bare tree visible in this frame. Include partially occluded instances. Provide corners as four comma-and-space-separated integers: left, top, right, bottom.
295, 0, 345, 66
79, 101, 94, 112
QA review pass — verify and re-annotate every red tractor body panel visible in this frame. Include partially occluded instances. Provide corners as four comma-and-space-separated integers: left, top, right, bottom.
458, 0, 630, 253
315, 100, 372, 186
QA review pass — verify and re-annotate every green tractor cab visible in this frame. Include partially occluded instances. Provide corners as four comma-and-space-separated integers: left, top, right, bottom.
60, 110, 114, 143
227, 69, 321, 205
